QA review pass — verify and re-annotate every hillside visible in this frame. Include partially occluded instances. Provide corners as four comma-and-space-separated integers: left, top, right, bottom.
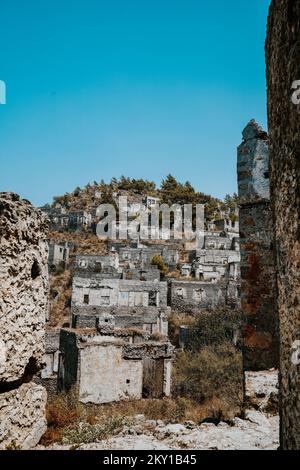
44, 175, 238, 222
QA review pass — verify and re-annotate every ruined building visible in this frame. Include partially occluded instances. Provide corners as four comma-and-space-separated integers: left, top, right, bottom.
237, 120, 278, 371
266, 0, 300, 450
0, 193, 48, 449
71, 276, 170, 335
58, 326, 173, 403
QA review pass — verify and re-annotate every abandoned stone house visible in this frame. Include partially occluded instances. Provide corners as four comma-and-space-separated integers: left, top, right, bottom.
213, 217, 239, 236
41, 206, 92, 231
169, 279, 239, 313
48, 240, 70, 270
76, 251, 119, 272
179, 231, 240, 285
71, 276, 170, 335
58, 326, 173, 404
116, 244, 179, 271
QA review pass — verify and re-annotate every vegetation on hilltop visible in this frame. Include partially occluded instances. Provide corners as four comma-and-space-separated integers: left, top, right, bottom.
49, 174, 238, 222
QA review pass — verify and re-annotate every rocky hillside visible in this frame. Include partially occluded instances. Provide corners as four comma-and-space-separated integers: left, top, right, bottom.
45, 175, 238, 222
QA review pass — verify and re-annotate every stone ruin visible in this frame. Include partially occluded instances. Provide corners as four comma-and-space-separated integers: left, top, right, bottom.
0, 193, 48, 449
48, 240, 71, 271
266, 0, 300, 450
71, 276, 170, 334
237, 120, 279, 371
58, 325, 173, 403
40, 206, 92, 231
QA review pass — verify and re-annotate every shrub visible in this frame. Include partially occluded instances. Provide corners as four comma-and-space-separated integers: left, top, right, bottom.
150, 255, 168, 275
186, 308, 242, 351
172, 344, 243, 409
62, 416, 125, 445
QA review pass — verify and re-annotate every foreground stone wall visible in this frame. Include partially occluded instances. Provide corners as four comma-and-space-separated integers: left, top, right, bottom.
0, 193, 48, 449
266, 0, 300, 450
237, 121, 278, 371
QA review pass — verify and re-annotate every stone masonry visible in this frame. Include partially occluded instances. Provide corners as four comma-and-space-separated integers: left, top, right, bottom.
266, 0, 300, 450
0, 193, 48, 449
237, 121, 279, 371
58, 327, 174, 404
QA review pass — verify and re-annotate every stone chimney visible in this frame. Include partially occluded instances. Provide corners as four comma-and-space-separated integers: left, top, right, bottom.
237, 121, 279, 371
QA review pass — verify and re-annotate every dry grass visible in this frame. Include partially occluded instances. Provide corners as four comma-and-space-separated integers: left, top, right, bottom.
41, 387, 242, 446
49, 269, 73, 326
172, 345, 243, 415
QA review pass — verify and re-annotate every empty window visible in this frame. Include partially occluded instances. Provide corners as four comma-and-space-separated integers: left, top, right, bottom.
176, 288, 184, 299
126, 379, 130, 384
149, 291, 157, 306
194, 289, 205, 301
83, 294, 89, 304
264, 171, 269, 179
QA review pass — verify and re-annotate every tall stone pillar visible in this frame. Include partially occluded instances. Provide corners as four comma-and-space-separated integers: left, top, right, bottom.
0, 193, 48, 449
266, 0, 300, 450
237, 120, 278, 371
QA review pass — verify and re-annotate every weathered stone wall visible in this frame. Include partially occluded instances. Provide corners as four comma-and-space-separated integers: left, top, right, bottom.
72, 306, 169, 335
0, 193, 48, 449
0, 383, 47, 450
58, 328, 173, 404
237, 122, 278, 371
169, 280, 226, 313
266, 0, 300, 450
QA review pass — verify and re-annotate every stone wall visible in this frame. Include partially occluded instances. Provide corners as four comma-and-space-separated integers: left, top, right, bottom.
237, 121, 278, 371
71, 276, 169, 334
0, 193, 48, 449
266, 0, 300, 450
169, 280, 226, 313
58, 328, 173, 404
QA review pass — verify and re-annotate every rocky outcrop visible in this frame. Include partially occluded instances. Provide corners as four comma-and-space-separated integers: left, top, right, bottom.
237, 121, 278, 370
266, 0, 300, 450
245, 370, 278, 414
38, 412, 279, 451
0, 193, 48, 449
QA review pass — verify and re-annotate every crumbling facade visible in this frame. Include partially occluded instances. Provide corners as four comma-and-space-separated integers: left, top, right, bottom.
237, 121, 278, 371
71, 276, 169, 334
48, 240, 70, 270
169, 280, 227, 313
0, 193, 48, 449
266, 0, 300, 450
58, 326, 173, 404
41, 205, 92, 231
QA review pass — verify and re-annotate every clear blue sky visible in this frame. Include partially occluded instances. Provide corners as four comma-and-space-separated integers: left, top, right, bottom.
0, 0, 271, 206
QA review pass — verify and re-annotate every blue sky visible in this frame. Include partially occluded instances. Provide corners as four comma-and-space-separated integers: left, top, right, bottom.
0, 0, 271, 206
